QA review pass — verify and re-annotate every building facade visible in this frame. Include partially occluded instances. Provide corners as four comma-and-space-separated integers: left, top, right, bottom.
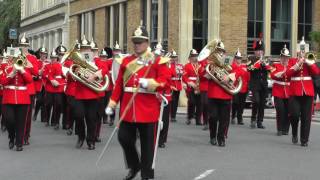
20, 0, 70, 51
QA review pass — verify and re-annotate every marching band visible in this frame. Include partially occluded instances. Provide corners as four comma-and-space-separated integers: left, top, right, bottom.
0, 25, 319, 180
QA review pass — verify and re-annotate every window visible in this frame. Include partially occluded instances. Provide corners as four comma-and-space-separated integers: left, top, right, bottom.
162, 0, 168, 51
192, 0, 208, 53
113, 4, 120, 45
79, 11, 95, 40
150, 0, 158, 49
141, 0, 148, 27
298, 0, 312, 41
123, 2, 128, 52
271, 0, 291, 55
247, 0, 264, 54
105, 7, 110, 47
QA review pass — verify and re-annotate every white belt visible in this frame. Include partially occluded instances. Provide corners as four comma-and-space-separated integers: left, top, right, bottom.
188, 77, 197, 80
291, 77, 312, 81
171, 77, 181, 80
164, 93, 171, 97
55, 76, 63, 79
273, 80, 290, 86
5, 85, 27, 90
124, 87, 156, 94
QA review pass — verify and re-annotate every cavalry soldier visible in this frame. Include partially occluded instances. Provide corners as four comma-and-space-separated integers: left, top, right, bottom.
105, 25, 170, 180
182, 49, 202, 125
0, 47, 33, 151
285, 38, 320, 146
169, 50, 183, 123
270, 45, 291, 136
247, 39, 271, 129
33, 47, 48, 123
73, 35, 108, 150
19, 33, 39, 145
231, 49, 250, 125
42, 50, 65, 129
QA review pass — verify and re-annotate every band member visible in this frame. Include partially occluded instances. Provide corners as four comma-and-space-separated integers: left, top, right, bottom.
199, 56, 209, 130
33, 47, 48, 122
201, 40, 241, 147
42, 50, 65, 129
1, 48, 33, 151
231, 49, 250, 125
182, 49, 201, 125
0, 51, 6, 131
19, 33, 39, 145
270, 45, 291, 136
247, 39, 271, 129
286, 38, 320, 146
169, 50, 183, 123
73, 35, 108, 150
105, 25, 170, 180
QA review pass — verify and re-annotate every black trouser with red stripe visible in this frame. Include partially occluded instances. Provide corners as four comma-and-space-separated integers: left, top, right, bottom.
200, 91, 208, 125
251, 88, 267, 124
208, 98, 231, 141
61, 94, 68, 129
289, 95, 313, 143
25, 95, 35, 139
232, 92, 248, 123
118, 121, 156, 179
0, 96, 4, 128
159, 102, 171, 145
74, 99, 99, 145
274, 97, 290, 133
170, 91, 180, 120
44, 92, 63, 126
66, 95, 76, 132
3, 104, 28, 147
34, 89, 46, 122
187, 91, 201, 124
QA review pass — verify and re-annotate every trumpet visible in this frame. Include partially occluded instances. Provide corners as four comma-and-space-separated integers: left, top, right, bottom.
297, 52, 318, 70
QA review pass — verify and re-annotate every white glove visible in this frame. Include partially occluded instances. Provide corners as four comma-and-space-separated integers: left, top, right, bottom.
306, 59, 315, 66
139, 78, 149, 88
51, 80, 60, 87
105, 107, 114, 115
159, 120, 164, 130
274, 71, 285, 78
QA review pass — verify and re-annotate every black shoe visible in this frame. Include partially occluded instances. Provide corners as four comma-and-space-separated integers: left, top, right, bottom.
277, 131, 282, 136
210, 138, 217, 146
186, 119, 191, 125
76, 139, 84, 149
202, 124, 208, 131
159, 144, 165, 148
123, 168, 140, 180
257, 124, 265, 129
109, 120, 114, 126
218, 140, 226, 147
54, 124, 59, 130
238, 121, 244, 125
301, 142, 308, 147
33, 116, 37, 121
45, 123, 49, 127
62, 125, 68, 130
88, 143, 95, 150
1, 125, 6, 132
67, 129, 73, 136
231, 118, 235, 125
250, 121, 256, 129
24, 138, 30, 146
282, 131, 289, 135
196, 122, 202, 126
95, 137, 102, 143
16, 146, 23, 151
171, 118, 177, 122
9, 140, 14, 150
292, 136, 298, 144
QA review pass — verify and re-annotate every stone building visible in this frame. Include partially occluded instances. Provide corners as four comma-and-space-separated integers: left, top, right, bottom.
20, 0, 70, 51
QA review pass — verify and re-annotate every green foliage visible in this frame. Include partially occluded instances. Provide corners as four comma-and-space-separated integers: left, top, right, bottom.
0, 0, 21, 51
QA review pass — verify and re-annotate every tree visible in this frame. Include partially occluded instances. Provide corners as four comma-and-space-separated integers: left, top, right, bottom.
309, 31, 320, 58
0, 0, 21, 51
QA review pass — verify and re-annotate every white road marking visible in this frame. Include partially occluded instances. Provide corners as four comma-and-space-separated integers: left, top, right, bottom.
194, 169, 216, 180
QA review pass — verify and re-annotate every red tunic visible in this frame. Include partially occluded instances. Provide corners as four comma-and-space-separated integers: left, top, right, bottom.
199, 60, 208, 92
270, 63, 290, 99
63, 59, 77, 97
110, 54, 170, 123
231, 61, 250, 93
170, 63, 183, 91
0, 66, 33, 104
106, 58, 114, 91
94, 57, 109, 97
34, 59, 44, 92
182, 62, 200, 93
285, 58, 320, 97
42, 63, 65, 93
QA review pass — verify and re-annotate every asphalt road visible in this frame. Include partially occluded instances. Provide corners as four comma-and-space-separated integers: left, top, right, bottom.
0, 112, 320, 180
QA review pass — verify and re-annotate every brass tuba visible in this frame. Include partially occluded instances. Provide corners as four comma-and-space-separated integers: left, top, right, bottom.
61, 47, 109, 92
198, 39, 242, 95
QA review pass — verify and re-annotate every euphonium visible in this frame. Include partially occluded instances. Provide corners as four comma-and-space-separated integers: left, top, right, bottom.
198, 39, 242, 95
61, 47, 109, 92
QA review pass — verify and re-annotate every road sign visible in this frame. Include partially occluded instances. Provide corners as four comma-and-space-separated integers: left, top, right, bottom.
9, 29, 17, 40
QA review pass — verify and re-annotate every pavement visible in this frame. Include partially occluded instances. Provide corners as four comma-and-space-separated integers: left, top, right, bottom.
0, 110, 320, 180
